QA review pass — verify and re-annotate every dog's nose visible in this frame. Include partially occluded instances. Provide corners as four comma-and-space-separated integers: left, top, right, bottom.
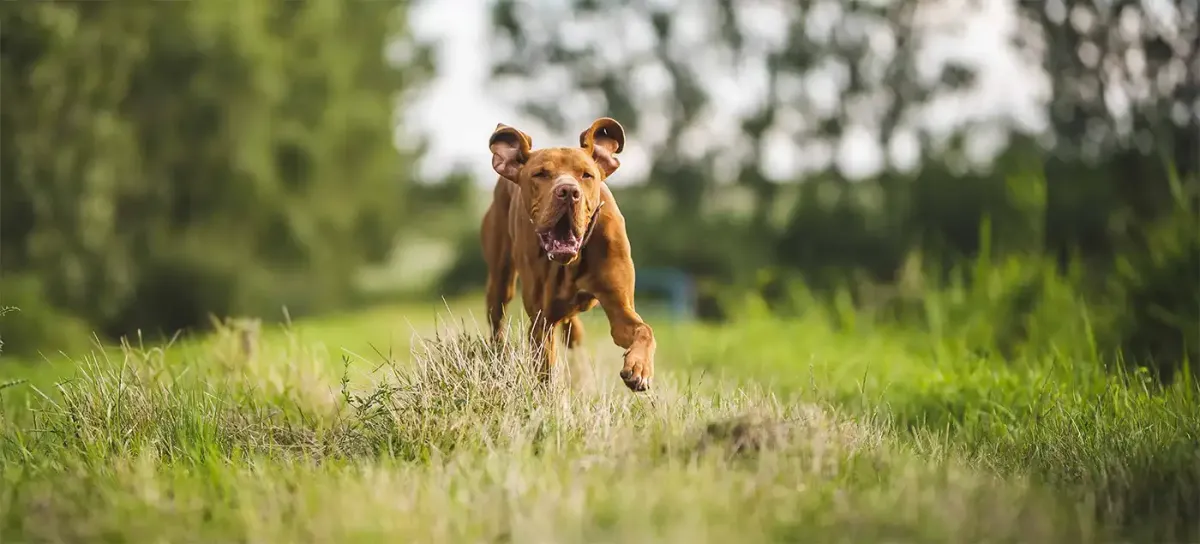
555, 184, 581, 202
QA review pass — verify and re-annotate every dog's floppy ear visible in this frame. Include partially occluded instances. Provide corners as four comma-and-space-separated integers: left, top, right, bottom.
579, 117, 625, 178
489, 123, 533, 181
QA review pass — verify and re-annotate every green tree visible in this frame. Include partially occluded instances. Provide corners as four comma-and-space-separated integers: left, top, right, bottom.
0, 0, 433, 343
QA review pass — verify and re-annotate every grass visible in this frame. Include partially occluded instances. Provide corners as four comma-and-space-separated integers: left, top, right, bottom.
1, 296, 1197, 542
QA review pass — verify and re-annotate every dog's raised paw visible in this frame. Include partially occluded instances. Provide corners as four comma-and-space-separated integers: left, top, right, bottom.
619, 368, 651, 392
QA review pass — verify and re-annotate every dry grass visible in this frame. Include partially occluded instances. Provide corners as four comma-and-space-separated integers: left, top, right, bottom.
0, 311, 1163, 543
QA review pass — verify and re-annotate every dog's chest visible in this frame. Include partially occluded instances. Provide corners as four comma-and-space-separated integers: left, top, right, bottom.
543, 263, 597, 317
516, 243, 594, 313
547, 257, 590, 294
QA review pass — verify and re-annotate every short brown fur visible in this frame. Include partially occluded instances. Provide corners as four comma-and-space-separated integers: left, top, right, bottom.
481, 118, 655, 391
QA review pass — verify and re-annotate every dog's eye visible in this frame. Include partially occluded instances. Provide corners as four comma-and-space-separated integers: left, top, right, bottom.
581, 172, 594, 180
533, 170, 549, 178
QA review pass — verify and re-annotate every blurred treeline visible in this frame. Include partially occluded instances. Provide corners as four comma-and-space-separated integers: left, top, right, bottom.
1, 1, 433, 353
439, 0, 1199, 378
1, 1, 1197, 379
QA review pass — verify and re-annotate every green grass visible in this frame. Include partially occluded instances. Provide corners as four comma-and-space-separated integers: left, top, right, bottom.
1, 296, 1197, 542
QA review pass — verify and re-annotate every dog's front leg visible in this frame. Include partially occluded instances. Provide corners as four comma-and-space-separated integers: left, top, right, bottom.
593, 277, 655, 392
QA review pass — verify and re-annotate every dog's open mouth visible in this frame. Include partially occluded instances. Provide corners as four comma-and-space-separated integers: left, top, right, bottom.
536, 210, 582, 262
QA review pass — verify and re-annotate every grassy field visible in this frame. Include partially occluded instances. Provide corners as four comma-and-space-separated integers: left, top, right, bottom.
1, 295, 1197, 543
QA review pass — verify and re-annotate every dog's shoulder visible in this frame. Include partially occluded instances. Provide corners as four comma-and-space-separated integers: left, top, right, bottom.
597, 184, 626, 232
581, 187, 631, 265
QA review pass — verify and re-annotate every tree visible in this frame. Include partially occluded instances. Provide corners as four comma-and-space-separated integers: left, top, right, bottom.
0, 0, 433, 340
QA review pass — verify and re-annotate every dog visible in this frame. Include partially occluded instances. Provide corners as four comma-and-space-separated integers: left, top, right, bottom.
480, 117, 655, 392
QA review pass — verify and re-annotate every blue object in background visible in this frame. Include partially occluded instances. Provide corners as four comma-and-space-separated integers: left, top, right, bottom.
634, 267, 696, 320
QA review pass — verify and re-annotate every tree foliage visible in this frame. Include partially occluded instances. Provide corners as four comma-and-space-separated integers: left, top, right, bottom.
1, 1, 432, 340
477, 0, 1198, 374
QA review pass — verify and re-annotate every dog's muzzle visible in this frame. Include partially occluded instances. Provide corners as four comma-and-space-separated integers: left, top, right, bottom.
533, 178, 603, 263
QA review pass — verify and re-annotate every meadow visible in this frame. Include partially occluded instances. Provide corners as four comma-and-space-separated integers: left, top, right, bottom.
1, 293, 1197, 543
5, 1, 1197, 542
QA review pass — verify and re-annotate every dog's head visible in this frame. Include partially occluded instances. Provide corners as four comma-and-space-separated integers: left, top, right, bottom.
489, 117, 625, 264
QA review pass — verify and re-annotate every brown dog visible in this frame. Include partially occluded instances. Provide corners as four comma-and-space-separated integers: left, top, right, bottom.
480, 117, 655, 392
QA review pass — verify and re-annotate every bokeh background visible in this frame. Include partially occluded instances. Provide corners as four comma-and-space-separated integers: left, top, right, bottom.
1, 0, 1196, 378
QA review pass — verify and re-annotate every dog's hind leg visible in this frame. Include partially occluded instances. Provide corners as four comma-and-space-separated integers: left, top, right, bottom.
527, 313, 560, 386
561, 315, 585, 349
485, 262, 516, 346
562, 314, 599, 390
482, 195, 517, 347
561, 295, 597, 349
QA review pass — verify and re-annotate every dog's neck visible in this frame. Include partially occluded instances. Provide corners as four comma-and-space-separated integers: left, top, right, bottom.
579, 200, 605, 248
